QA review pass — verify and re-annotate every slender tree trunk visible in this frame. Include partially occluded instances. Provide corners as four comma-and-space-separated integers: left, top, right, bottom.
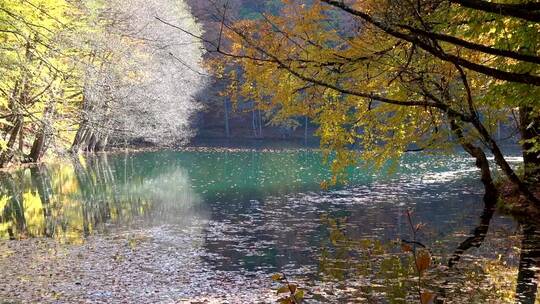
449, 118, 498, 201
224, 99, 230, 138
0, 117, 23, 167
28, 130, 46, 162
18, 125, 24, 152
252, 108, 257, 137
519, 106, 540, 183
258, 109, 263, 138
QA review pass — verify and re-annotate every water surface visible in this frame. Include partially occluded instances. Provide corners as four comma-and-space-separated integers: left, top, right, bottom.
0, 150, 538, 303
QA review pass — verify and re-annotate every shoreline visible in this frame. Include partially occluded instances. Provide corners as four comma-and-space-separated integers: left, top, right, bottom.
498, 181, 540, 222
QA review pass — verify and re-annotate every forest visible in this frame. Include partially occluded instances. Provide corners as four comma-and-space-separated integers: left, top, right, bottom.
0, 0, 205, 167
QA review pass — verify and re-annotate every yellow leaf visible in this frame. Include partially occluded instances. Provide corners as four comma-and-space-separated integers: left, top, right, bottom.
277, 285, 290, 294
294, 289, 305, 299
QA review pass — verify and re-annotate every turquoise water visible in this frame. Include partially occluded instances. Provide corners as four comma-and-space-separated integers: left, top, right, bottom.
0, 150, 537, 303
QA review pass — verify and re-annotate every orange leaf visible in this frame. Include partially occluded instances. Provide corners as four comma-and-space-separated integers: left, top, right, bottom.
401, 243, 413, 252
416, 249, 431, 274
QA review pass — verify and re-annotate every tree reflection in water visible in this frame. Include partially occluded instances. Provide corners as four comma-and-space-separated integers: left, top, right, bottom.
0, 152, 539, 303
0, 154, 203, 243
516, 222, 540, 304
317, 205, 539, 303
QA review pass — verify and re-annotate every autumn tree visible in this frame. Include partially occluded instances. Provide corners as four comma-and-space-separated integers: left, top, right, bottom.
71, 0, 205, 152
0, 0, 206, 166
0, 0, 83, 166
203, 0, 539, 204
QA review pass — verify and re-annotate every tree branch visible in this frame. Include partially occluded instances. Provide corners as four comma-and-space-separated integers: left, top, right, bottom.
319, 0, 540, 86
448, 0, 540, 22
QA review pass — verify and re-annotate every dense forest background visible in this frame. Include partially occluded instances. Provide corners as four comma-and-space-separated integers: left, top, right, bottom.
187, 0, 319, 143
186, 0, 516, 145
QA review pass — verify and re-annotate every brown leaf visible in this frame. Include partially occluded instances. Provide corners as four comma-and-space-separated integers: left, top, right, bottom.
401, 243, 413, 252
288, 284, 297, 293
416, 249, 431, 274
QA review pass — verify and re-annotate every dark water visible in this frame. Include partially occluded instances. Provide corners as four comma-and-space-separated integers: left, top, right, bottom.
0, 150, 538, 303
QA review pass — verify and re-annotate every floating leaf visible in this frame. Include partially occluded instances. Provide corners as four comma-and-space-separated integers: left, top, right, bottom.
271, 273, 283, 281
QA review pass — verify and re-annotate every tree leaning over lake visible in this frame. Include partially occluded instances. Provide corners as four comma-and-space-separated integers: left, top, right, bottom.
202, 0, 540, 206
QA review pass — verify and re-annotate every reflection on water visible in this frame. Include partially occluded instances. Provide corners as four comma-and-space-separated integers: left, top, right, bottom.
0, 150, 538, 303
0, 155, 203, 243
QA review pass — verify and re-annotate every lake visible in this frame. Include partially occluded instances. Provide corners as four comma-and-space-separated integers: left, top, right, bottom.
0, 150, 538, 303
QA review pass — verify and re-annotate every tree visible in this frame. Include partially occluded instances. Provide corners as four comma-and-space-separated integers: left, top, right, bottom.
71, 0, 205, 151
204, 0, 539, 204
0, 0, 206, 167
0, 0, 84, 166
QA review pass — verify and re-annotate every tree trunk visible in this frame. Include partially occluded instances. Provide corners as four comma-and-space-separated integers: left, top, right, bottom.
449, 118, 498, 201
258, 109, 263, 138
519, 106, 540, 183
252, 108, 258, 137
28, 129, 46, 163
87, 133, 98, 152
71, 124, 87, 153
95, 134, 109, 152
224, 99, 230, 138
0, 117, 23, 167
469, 115, 540, 205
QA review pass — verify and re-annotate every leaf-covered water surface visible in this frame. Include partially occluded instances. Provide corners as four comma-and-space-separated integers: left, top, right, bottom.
0, 150, 537, 303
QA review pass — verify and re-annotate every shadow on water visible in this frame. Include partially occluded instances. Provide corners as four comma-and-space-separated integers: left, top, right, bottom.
516, 222, 540, 304
445, 199, 540, 303
314, 201, 539, 303
0, 150, 538, 302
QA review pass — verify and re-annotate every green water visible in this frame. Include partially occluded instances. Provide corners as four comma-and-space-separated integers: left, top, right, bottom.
0, 150, 538, 303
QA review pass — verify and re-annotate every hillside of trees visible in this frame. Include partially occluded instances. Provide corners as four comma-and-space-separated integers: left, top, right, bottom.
0, 0, 205, 167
